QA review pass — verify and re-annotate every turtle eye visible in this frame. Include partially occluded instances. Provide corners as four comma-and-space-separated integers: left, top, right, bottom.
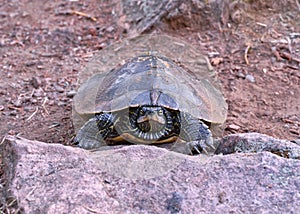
139, 109, 144, 115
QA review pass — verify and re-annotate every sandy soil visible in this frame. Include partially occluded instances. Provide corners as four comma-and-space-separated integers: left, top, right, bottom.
0, 0, 299, 212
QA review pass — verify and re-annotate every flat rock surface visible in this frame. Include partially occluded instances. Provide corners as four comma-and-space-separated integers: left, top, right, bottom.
2, 134, 300, 213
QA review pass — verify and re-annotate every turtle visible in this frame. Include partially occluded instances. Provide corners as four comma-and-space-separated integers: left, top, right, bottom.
73, 53, 227, 155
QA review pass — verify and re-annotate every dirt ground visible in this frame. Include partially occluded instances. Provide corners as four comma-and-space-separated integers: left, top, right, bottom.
0, 0, 299, 212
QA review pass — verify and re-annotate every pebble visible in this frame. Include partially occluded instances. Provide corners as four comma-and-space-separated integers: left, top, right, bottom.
66, 90, 77, 98
0, 105, 4, 111
0, 89, 6, 95
9, 110, 17, 116
237, 72, 245, 78
245, 74, 255, 83
31, 76, 42, 89
55, 85, 65, 93
289, 115, 299, 121
25, 61, 37, 67
48, 100, 55, 106
228, 124, 240, 131
234, 66, 242, 70
106, 26, 114, 32
33, 90, 43, 97
31, 99, 37, 104
57, 101, 67, 106
13, 99, 22, 107
24, 106, 34, 111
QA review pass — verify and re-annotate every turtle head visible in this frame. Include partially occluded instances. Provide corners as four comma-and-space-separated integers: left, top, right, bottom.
136, 106, 166, 133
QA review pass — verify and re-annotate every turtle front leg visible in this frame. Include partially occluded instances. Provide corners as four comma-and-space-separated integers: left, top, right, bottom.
74, 113, 115, 149
176, 112, 215, 155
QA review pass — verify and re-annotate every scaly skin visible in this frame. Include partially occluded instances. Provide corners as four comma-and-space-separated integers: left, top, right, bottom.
74, 106, 214, 155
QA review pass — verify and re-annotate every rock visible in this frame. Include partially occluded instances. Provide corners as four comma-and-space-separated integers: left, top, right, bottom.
116, 0, 299, 37
245, 74, 255, 83
227, 123, 240, 131
54, 85, 65, 93
106, 26, 114, 33
210, 57, 223, 66
31, 76, 42, 89
116, 0, 233, 37
1, 134, 300, 213
66, 90, 77, 98
12, 99, 22, 108
216, 133, 300, 159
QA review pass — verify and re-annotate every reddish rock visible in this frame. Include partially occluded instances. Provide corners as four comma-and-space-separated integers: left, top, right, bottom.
1, 134, 300, 213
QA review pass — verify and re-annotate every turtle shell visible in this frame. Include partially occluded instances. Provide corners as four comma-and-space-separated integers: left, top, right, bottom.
74, 53, 227, 127
73, 35, 228, 136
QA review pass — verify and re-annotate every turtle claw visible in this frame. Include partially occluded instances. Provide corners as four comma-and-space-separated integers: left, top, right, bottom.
182, 122, 216, 155
182, 141, 202, 155
186, 138, 214, 155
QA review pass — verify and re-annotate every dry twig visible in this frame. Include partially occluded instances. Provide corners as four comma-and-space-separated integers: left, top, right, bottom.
42, 97, 49, 115
0, 135, 6, 145
71, 10, 97, 21
244, 45, 251, 65
56, 10, 97, 21
26, 107, 39, 122
280, 52, 300, 63
83, 206, 99, 213
271, 47, 282, 60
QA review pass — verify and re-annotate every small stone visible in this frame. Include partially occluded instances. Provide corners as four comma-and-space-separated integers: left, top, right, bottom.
23, 106, 34, 111
66, 90, 77, 98
25, 61, 37, 67
13, 99, 22, 107
7, 130, 16, 135
0, 105, 4, 111
48, 100, 55, 106
55, 85, 65, 93
86, 34, 92, 40
245, 74, 255, 83
289, 115, 299, 121
31, 77, 42, 89
31, 99, 37, 104
208, 52, 220, 57
33, 91, 43, 97
57, 101, 66, 106
0, 89, 6, 95
237, 72, 245, 78
9, 110, 17, 116
106, 26, 114, 32
228, 124, 240, 131
210, 57, 223, 66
